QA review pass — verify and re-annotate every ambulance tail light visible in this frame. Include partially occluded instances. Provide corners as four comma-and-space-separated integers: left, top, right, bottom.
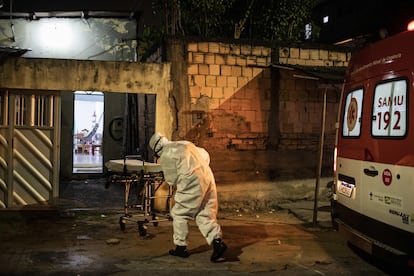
408, 20, 414, 31
333, 146, 337, 174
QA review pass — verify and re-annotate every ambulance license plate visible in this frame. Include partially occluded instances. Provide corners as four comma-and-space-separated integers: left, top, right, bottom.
338, 181, 354, 197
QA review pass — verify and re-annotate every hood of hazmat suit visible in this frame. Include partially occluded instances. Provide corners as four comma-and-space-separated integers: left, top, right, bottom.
149, 132, 169, 157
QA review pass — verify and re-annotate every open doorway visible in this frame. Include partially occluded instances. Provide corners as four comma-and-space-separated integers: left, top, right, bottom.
73, 91, 104, 173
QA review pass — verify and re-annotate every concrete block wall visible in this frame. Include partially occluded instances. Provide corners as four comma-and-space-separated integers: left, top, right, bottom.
175, 39, 350, 182
184, 42, 349, 151
278, 46, 350, 67
185, 42, 272, 151
275, 46, 350, 150
277, 69, 341, 150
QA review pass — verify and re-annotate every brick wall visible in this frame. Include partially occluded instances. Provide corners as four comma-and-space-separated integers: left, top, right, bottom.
278, 46, 350, 67
183, 41, 349, 149
169, 39, 350, 182
185, 42, 272, 151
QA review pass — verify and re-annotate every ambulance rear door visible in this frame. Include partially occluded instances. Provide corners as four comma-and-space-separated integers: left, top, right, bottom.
360, 75, 414, 233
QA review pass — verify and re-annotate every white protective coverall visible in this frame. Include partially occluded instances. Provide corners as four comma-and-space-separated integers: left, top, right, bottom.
149, 133, 223, 246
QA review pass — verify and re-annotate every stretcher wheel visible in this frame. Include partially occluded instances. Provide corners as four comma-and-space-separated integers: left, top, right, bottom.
119, 217, 126, 232
152, 214, 159, 226
138, 221, 147, 236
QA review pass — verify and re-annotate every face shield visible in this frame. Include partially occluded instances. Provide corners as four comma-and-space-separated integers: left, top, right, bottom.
149, 132, 168, 159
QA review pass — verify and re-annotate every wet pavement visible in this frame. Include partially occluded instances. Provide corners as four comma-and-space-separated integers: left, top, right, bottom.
0, 178, 399, 275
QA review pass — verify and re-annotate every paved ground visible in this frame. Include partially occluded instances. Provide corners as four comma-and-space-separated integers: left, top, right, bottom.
0, 178, 402, 275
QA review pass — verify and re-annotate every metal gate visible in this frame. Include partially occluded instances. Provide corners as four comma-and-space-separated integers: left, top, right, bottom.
0, 90, 60, 208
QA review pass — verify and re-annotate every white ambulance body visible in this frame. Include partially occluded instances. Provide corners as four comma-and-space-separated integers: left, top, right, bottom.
332, 27, 414, 266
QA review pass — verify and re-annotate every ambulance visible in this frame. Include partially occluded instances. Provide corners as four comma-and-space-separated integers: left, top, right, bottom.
332, 21, 414, 267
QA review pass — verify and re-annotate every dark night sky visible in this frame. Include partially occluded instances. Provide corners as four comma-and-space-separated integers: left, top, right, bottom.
1, 0, 413, 44
313, 0, 414, 43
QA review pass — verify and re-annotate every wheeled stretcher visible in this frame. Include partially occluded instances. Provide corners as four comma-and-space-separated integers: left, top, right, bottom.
105, 157, 174, 236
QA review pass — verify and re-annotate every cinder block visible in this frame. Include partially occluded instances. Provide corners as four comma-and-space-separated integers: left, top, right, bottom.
209, 42, 220, 53
290, 48, 299, 58
334, 61, 345, 67
231, 66, 242, 77
234, 87, 246, 99
212, 87, 223, 99
262, 47, 271, 57
193, 53, 204, 64
261, 99, 271, 111
246, 56, 257, 66
288, 111, 299, 123
209, 64, 220, 75
205, 53, 215, 64
244, 110, 255, 121
200, 86, 212, 97
252, 46, 263, 56
252, 67, 263, 77
198, 42, 209, 52
305, 59, 324, 66
229, 44, 241, 55
236, 57, 247, 66
226, 55, 236, 65
189, 86, 201, 98
250, 122, 264, 133
219, 43, 230, 54
280, 123, 293, 133
262, 68, 271, 78
210, 98, 221, 109
299, 49, 310, 59
319, 50, 328, 60
293, 123, 303, 133
206, 75, 217, 87
328, 51, 338, 60
294, 59, 307, 66
194, 75, 205, 86
286, 58, 300, 65
227, 76, 238, 88
231, 138, 243, 145
303, 123, 313, 133
284, 101, 296, 111
215, 54, 225, 65
217, 76, 227, 87
310, 49, 319, 60
338, 52, 347, 61
198, 64, 209, 75
187, 64, 198, 75
286, 79, 295, 90
260, 78, 271, 91
221, 65, 232, 76
256, 57, 268, 66
241, 45, 252, 55
242, 67, 253, 78
324, 60, 334, 66
279, 47, 290, 58
187, 43, 198, 52
223, 87, 235, 99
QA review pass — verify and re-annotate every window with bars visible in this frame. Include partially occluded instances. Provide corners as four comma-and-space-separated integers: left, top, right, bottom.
14, 94, 54, 127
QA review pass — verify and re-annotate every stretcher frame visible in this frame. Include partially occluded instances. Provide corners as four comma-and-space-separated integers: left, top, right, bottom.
106, 158, 174, 236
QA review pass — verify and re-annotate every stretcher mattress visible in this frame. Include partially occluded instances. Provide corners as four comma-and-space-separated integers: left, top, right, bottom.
105, 159, 162, 173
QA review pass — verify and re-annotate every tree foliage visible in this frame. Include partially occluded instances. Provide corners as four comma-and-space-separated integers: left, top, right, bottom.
154, 0, 318, 42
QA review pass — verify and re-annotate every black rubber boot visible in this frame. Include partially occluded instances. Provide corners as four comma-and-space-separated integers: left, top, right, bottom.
169, 245, 189, 258
210, 238, 227, 262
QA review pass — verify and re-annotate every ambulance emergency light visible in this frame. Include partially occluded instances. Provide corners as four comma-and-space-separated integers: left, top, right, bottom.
408, 20, 414, 31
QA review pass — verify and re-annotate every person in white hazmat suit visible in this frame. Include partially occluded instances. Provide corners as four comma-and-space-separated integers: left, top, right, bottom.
149, 132, 227, 262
